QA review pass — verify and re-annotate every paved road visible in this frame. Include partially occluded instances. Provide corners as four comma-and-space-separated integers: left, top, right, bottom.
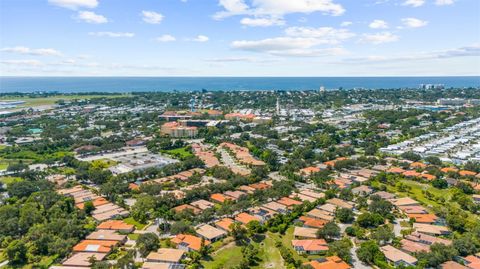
394, 218, 408, 237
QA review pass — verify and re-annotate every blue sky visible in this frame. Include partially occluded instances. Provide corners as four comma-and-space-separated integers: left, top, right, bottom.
0, 0, 479, 76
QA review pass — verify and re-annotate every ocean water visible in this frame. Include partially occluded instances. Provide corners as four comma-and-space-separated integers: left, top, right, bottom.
1, 76, 479, 93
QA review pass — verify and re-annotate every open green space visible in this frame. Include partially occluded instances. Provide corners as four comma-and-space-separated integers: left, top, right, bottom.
123, 217, 147, 230
202, 242, 243, 269
0, 176, 23, 185
0, 94, 129, 111
162, 147, 193, 159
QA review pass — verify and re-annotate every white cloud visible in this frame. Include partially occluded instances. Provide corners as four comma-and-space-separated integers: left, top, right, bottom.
231, 37, 346, 57
0, 59, 44, 66
402, 0, 425, 7
369, 19, 388, 29
285, 27, 355, 44
156, 34, 176, 42
401, 18, 428, 28
435, 0, 456, 5
240, 17, 285, 27
231, 26, 354, 56
361, 32, 399, 44
192, 35, 209, 42
204, 56, 278, 63
77, 11, 108, 23
48, 0, 98, 9
214, 0, 345, 20
141, 10, 164, 24
89, 32, 135, 37
340, 21, 352, 27
342, 44, 480, 63
1, 46, 62, 56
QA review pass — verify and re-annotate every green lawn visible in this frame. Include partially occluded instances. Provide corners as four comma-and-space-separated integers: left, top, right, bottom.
163, 147, 193, 159
202, 242, 244, 269
270, 226, 307, 262
255, 233, 284, 269
123, 217, 147, 230
127, 233, 139, 240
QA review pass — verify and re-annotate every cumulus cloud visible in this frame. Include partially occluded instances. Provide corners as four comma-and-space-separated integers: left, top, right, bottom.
340, 21, 352, 27
240, 17, 285, 27
214, 0, 345, 20
231, 26, 353, 56
48, 0, 98, 9
401, 18, 428, 28
402, 0, 425, 7
156, 34, 176, 42
141, 10, 164, 24
369, 19, 388, 29
435, 0, 456, 5
77, 11, 108, 23
88, 32, 135, 37
192, 35, 209, 42
1, 46, 63, 56
341, 44, 480, 64
360, 32, 399, 44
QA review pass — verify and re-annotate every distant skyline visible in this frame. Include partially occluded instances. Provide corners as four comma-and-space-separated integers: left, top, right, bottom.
0, 0, 479, 76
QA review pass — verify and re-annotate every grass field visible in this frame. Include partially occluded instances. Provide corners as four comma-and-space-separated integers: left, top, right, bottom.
0, 94, 128, 111
163, 147, 193, 159
0, 176, 23, 185
202, 233, 286, 269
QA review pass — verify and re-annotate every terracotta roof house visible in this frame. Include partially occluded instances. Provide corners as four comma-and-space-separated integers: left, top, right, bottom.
410, 162, 427, 169
224, 190, 246, 200
441, 261, 468, 269
290, 193, 317, 202
420, 173, 437, 181
441, 167, 459, 174
317, 203, 337, 214
86, 230, 127, 242
326, 198, 354, 210
97, 220, 134, 233
462, 255, 480, 269
307, 208, 335, 221
293, 227, 318, 239
146, 248, 186, 264
352, 185, 373, 196
299, 190, 325, 199
392, 197, 420, 207
173, 204, 201, 215
235, 212, 260, 225
388, 167, 406, 174
237, 185, 256, 194
277, 197, 303, 208
62, 252, 107, 267
407, 213, 438, 224
76, 197, 110, 210
299, 166, 321, 176
262, 201, 288, 213
403, 170, 422, 178
195, 224, 227, 242
171, 234, 210, 252
305, 256, 351, 269
190, 199, 215, 211
399, 205, 428, 214
292, 239, 328, 254
372, 191, 396, 200
413, 223, 450, 235
214, 218, 235, 232
73, 240, 118, 253
298, 216, 328, 229
459, 170, 477, 177
250, 206, 277, 222
210, 193, 231, 204
380, 245, 417, 267
406, 232, 452, 246
400, 239, 430, 254
249, 182, 270, 190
